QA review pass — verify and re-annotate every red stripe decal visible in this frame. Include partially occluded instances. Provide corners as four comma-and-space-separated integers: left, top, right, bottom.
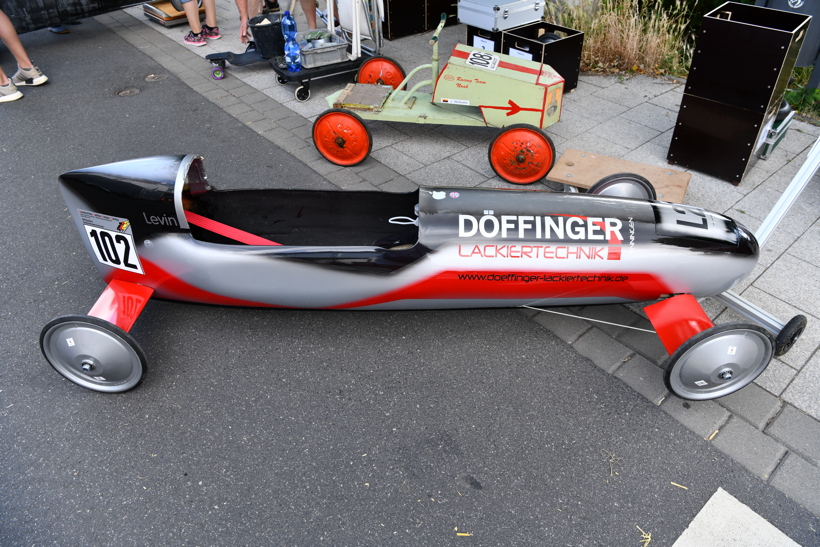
451, 47, 540, 76
498, 60, 540, 75
184, 210, 281, 246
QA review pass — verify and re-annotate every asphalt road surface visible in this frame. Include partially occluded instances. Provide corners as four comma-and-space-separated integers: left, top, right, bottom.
1, 19, 819, 546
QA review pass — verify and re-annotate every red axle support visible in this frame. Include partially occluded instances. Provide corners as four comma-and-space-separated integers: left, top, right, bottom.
645, 294, 714, 355
88, 279, 154, 332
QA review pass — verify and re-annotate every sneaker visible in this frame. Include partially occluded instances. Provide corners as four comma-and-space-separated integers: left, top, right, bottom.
0, 82, 23, 102
202, 24, 221, 40
11, 64, 48, 86
183, 30, 206, 46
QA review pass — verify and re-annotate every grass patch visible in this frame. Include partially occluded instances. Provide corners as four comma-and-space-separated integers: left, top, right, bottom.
546, 0, 693, 77
545, 0, 818, 120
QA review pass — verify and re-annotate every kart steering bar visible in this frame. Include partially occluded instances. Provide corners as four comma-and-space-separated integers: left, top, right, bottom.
429, 13, 447, 45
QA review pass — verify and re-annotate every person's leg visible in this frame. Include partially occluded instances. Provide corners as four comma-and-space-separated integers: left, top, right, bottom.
248, 0, 262, 20
202, 0, 217, 28
181, 0, 202, 34
180, 0, 208, 45
0, 9, 33, 68
0, 9, 47, 86
300, 0, 316, 29
200, 0, 221, 39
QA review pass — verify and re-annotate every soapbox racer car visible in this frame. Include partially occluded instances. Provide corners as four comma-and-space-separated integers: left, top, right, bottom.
313, 15, 563, 185
42, 155, 795, 399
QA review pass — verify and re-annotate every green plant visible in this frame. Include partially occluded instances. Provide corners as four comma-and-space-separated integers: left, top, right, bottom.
785, 66, 820, 119
546, 0, 694, 77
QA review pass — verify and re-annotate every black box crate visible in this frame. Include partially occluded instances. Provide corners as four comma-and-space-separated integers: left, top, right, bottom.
426, 0, 458, 31
501, 21, 583, 91
382, 0, 457, 40
466, 25, 504, 51
667, 2, 810, 184
382, 0, 425, 40
684, 2, 809, 114
668, 95, 770, 183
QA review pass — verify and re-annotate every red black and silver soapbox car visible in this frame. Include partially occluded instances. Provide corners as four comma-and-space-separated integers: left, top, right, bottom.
41, 154, 803, 400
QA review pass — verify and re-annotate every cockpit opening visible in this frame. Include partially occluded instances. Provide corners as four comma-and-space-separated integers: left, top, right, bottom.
180, 159, 420, 248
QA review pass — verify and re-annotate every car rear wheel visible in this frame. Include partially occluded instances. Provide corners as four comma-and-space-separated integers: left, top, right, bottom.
664, 322, 774, 400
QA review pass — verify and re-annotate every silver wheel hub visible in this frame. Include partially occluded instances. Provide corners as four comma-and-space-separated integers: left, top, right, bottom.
667, 325, 773, 400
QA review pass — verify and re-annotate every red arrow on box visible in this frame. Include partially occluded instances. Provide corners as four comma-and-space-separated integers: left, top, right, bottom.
481, 100, 541, 117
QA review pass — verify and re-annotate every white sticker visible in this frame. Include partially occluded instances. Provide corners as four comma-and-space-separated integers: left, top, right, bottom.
78, 210, 145, 274
83, 225, 144, 274
441, 98, 470, 106
66, 338, 75, 347
727, 346, 737, 355
508, 48, 533, 61
466, 50, 500, 71
472, 35, 495, 51
694, 380, 709, 387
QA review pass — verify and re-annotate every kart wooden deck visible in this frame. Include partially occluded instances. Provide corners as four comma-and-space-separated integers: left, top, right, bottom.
546, 149, 691, 204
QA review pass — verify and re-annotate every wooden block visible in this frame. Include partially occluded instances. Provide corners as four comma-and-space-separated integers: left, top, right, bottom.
546, 149, 691, 203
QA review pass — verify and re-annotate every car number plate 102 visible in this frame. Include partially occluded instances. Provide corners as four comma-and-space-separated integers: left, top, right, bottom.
78, 209, 144, 274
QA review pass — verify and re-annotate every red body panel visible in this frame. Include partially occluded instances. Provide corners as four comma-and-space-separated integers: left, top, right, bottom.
645, 295, 715, 354
88, 279, 155, 332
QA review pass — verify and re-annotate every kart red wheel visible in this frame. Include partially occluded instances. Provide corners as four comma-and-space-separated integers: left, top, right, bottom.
313, 109, 372, 166
40, 315, 147, 393
488, 124, 555, 185
356, 56, 406, 89
664, 322, 774, 400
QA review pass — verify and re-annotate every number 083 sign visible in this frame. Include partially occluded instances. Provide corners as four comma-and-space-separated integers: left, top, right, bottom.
78, 209, 144, 274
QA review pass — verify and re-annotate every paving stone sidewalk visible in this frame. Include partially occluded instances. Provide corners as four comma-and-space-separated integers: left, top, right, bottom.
96, 5, 820, 517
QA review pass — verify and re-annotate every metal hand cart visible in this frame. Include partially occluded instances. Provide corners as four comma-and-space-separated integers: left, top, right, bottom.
206, 0, 405, 102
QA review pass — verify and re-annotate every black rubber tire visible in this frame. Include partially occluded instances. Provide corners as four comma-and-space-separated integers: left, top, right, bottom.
538, 32, 562, 44
170, 0, 202, 12
588, 172, 657, 200
295, 85, 310, 102
776, 99, 792, 122
775, 315, 807, 356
